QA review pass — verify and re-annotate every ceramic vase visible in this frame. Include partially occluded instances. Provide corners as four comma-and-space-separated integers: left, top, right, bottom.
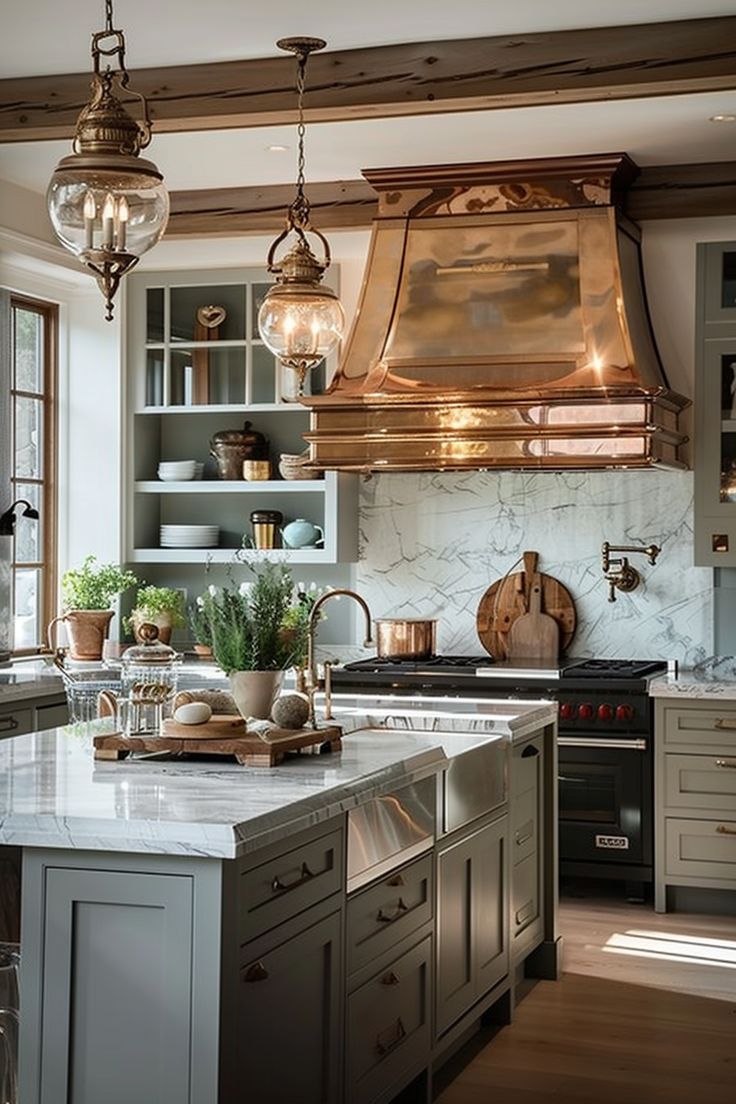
228, 670, 284, 721
46, 609, 115, 661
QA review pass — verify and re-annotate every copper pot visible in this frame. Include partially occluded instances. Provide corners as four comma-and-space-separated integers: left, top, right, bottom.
374, 618, 437, 661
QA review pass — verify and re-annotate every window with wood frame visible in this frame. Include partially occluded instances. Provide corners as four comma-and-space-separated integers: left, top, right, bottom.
10, 295, 58, 653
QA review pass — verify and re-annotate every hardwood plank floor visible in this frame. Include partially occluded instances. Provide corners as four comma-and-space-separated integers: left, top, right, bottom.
437, 889, 736, 1104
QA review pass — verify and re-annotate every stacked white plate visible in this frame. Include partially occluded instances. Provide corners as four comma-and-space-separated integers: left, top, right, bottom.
160, 524, 219, 548
158, 460, 197, 482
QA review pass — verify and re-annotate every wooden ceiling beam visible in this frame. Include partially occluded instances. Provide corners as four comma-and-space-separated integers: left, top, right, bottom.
2, 16, 736, 142
165, 162, 736, 236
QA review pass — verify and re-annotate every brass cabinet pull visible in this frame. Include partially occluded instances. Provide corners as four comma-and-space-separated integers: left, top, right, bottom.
515, 819, 534, 846
375, 1017, 406, 1056
0, 717, 19, 733
521, 743, 540, 758
243, 961, 269, 983
376, 898, 408, 924
716, 824, 736, 836
380, 971, 400, 986
271, 861, 314, 893
714, 718, 736, 730
715, 759, 736, 769
515, 899, 535, 926
386, 873, 404, 887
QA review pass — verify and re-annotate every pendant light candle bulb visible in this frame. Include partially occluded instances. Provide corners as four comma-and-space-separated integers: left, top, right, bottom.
102, 194, 115, 249
83, 191, 96, 249
117, 195, 129, 251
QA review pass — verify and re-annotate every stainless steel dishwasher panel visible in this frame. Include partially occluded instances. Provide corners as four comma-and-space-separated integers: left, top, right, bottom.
443, 738, 507, 835
347, 775, 436, 894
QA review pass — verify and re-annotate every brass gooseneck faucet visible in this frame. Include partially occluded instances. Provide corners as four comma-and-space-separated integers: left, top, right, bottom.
306, 589, 374, 727
602, 541, 661, 603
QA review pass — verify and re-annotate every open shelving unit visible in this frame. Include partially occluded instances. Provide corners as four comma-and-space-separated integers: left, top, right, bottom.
124, 267, 358, 570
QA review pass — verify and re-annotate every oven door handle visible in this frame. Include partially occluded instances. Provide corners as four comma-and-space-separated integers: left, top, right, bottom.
558, 737, 647, 751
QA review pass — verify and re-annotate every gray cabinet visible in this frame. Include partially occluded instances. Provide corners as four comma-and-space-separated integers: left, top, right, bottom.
0, 693, 68, 739
238, 909, 342, 1104
436, 813, 508, 1038
694, 241, 736, 565
655, 698, 736, 911
346, 935, 432, 1104
21, 856, 212, 1099
510, 735, 544, 961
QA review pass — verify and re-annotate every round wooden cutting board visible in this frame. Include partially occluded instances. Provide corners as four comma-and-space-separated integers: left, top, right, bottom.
476, 559, 577, 659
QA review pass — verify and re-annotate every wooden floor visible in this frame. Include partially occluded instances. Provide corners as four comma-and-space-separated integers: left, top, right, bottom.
437, 887, 736, 1104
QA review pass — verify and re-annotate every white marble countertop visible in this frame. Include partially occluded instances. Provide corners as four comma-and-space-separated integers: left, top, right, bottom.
650, 672, 736, 701
0, 696, 555, 860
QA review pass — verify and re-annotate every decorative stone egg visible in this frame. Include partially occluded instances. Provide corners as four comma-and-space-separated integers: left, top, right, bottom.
271, 693, 310, 730
173, 701, 212, 726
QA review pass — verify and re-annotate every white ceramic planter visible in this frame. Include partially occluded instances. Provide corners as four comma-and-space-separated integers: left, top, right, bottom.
228, 670, 284, 721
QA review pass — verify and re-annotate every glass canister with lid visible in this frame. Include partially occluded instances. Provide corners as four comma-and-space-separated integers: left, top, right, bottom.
119, 623, 182, 734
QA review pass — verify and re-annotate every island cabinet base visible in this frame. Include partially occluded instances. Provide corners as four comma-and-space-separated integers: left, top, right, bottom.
19, 850, 223, 1104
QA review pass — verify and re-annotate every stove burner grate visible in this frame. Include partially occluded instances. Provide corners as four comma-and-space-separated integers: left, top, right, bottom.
343, 654, 495, 672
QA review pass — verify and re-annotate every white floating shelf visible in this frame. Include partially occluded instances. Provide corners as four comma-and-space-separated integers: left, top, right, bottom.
136, 480, 326, 494
135, 404, 309, 416
130, 547, 333, 564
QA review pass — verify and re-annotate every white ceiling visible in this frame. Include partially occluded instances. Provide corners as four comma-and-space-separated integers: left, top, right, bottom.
2, 2, 736, 199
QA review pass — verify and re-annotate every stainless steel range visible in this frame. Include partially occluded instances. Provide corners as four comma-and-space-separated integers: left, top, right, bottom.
331, 656, 668, 896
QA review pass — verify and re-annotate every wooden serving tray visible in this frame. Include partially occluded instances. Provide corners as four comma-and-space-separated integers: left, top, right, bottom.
93, 715, 343, 767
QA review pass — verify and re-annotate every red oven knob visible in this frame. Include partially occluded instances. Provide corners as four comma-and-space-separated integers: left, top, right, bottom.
559, 702, 574, 720
597, 703, 614, 721
615, 703, 634, 722
578, 703, 595, 721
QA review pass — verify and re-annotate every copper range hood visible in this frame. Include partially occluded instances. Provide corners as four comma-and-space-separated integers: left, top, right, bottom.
302, 154, 689, 471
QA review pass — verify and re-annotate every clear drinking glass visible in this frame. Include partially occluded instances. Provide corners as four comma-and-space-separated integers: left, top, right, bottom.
0, 943, 20, 1104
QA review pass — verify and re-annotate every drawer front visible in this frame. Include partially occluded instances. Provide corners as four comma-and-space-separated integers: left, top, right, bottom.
0, 707, 33, 739
665, 754, 736, 812
663, 706, 736, 751
239, 828, 343, 943
512, 786, 538, 866
512, 852, 540, 936
347, 936, 431, 1104
512, 736, 542, 798
665, 817, 736, 883
347, 854, 433, 977
35, 701, 69, 731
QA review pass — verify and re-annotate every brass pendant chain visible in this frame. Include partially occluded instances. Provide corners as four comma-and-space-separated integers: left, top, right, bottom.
105, 0, 114, 33
290, 51, 311, 231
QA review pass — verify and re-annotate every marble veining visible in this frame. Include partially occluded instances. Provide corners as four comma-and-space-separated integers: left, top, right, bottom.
0, 699, 555, 859
650, 674, 736, 700
357, 470, 711, 665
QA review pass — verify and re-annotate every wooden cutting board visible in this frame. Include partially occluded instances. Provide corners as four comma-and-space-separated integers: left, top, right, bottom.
476, 551, 576, 660
506, 572, 561, 660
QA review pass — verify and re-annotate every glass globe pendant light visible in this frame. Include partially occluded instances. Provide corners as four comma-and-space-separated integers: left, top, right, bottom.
257, 38, 345, 395
46, 0, 169, 320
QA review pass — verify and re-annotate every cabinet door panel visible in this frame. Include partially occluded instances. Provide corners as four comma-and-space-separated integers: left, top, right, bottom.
238, 910, 341, 1104
0, 707, 33, 738
473, 816, 508, 998
40, 868, 193, 1104
436, 836, 474, 1035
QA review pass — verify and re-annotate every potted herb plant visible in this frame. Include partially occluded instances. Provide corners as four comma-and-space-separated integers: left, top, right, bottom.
201, 563, 313, 719
48, 555, 139, 661
125, 585, 186, 645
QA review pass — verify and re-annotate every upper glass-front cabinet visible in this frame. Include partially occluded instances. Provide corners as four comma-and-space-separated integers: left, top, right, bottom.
695, 242, 736, 565
130, 269, 328, 410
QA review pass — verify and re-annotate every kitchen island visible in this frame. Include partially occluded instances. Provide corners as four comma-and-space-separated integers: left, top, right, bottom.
0, 694, 558, 1104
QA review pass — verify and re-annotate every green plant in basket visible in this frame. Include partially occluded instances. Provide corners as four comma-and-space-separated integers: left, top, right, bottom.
62, 555, 139, 611
124, 585, 186, 644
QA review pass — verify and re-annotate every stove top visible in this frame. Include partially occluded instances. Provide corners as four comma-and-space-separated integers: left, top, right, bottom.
340, 655, 667, 682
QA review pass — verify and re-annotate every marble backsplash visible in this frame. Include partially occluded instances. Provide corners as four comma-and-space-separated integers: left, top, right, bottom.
356, 470, 712, 666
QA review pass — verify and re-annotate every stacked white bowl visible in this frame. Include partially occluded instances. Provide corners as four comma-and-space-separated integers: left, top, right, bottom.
160, 524, 219, 548
158, 460, 197, 482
